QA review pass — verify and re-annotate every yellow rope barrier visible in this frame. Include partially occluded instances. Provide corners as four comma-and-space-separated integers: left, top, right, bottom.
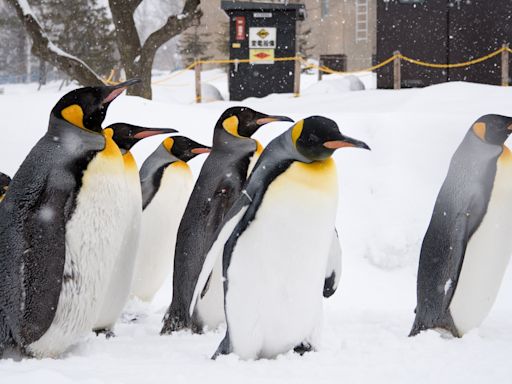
103, 46, 509, 86
151, 62, 197, 85
299, 55, 398, 75
398, 47, 505, 69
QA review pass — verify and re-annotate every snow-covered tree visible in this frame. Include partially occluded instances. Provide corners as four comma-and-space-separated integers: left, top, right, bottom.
5, 0, 202, 99
34, 0, 117, 76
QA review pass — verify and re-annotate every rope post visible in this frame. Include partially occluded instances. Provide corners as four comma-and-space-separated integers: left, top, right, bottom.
318, 56, 323, 81
195, 60, 202, 103
294, 57, 301, 97
502, 44, 509, 87
393, 51, 401, 90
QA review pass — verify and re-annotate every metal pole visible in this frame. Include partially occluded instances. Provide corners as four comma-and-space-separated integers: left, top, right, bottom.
502, 43, 509, 87
393, 50, 401, 90
294, 57, 301, 97
318, 56, 323, 81
195, 60, 202, 103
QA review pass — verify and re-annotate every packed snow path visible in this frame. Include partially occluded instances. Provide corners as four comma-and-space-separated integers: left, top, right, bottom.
1, 74, 511, 383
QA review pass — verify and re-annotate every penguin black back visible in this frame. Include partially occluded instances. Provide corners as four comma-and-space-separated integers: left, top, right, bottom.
410, 114, 512, 337
161, 107, 293, 334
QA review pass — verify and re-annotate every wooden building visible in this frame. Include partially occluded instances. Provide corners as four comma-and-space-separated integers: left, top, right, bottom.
376, 0, 512, 88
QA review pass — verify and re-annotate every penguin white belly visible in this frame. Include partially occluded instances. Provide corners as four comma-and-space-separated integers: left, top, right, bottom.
27, 148, 125, 357
225, 160, 338, 359
131, 162, 193, 301
450, 148, 512, 335
94, 159, 141, 330
194, 254, 226, 330
194, 145, 262, 329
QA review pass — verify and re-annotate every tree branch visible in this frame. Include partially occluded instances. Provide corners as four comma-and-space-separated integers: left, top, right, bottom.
140, 0, 202, 63
5, 0, 103, 86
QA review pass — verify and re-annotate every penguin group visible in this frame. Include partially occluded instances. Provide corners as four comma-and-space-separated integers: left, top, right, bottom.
0, 81, 510, 361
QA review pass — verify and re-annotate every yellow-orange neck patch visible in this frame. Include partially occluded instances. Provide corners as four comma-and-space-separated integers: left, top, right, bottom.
123, 151, 138, 172
291, 120, 304, 145
163, 137, 174, 153
102, 128, 122, 158
255, 140, 264, 155
473, 122, 487, 141
223, 116, 240, 137
61, 104, 85, 129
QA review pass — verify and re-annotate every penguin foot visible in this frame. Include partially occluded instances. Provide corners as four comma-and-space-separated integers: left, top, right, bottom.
293, 342, 313, 356
94, 329, 116, 339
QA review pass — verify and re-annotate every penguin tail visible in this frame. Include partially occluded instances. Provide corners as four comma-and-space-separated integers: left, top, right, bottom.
0, 311, 14, 357
409, 311, 460, 338
160, 305, 190, 335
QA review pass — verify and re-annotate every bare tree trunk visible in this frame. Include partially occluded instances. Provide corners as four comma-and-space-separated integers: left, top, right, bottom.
5, 0, 103, 86
109, 0, 202, 99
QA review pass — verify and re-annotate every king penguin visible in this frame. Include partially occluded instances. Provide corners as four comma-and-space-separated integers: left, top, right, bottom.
190, 116, 369, 360
131, 136, 211, 303
0, 79, 140, 358
0, 172, 11, 202
161, 107, 293, 334
410, 114, 512, 338
93, 123, 177, 336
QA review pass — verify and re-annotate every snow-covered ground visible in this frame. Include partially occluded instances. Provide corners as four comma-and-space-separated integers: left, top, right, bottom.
1, 71, 512, 383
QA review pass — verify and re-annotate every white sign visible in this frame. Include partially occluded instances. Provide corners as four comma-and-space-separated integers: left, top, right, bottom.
249, 27, 277, 49
254, 12, 272, 18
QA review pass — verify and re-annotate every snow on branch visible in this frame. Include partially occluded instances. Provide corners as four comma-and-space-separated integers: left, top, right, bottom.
6, 0, 104, 86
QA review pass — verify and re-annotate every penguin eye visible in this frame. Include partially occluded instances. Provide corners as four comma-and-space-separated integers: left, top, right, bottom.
307, 133, 320, 144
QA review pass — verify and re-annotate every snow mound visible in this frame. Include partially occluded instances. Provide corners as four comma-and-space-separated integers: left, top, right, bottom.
201, 83, 224, 102
304, 75, 365, 95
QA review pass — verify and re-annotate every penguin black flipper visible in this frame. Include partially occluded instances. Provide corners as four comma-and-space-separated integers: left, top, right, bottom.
0, 134, 83, 350
323, 229, 342, 298
410, 126, 501, 337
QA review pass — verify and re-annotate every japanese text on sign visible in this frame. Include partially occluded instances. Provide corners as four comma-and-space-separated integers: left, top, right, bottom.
249, 27, 277, 49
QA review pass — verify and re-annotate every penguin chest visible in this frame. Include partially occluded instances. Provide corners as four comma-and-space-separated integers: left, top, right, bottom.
132, 162, 193, 301
27, 148, 126, 356
95, 164, 142, 329
450, 148, 512, 334
225, 159, 338, 359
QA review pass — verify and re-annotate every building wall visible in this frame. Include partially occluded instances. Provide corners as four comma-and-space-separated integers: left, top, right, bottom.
187, 0, 376, 71
300, 0, 376, 70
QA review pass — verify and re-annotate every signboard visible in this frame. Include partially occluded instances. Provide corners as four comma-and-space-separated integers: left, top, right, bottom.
254, 12, 272, 18
249, 27, 277, 49
249, 49, 275, 64
235, 16, 245, 40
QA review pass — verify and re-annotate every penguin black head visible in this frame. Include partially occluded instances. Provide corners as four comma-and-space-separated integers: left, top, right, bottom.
162, 136, 211, 162
471, 114, 512, 145
291, 116, 370, 161
0, 172, 11, 202
216, 107, 293, 138
51, 79, 141, 133
109, 123, 178, 152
